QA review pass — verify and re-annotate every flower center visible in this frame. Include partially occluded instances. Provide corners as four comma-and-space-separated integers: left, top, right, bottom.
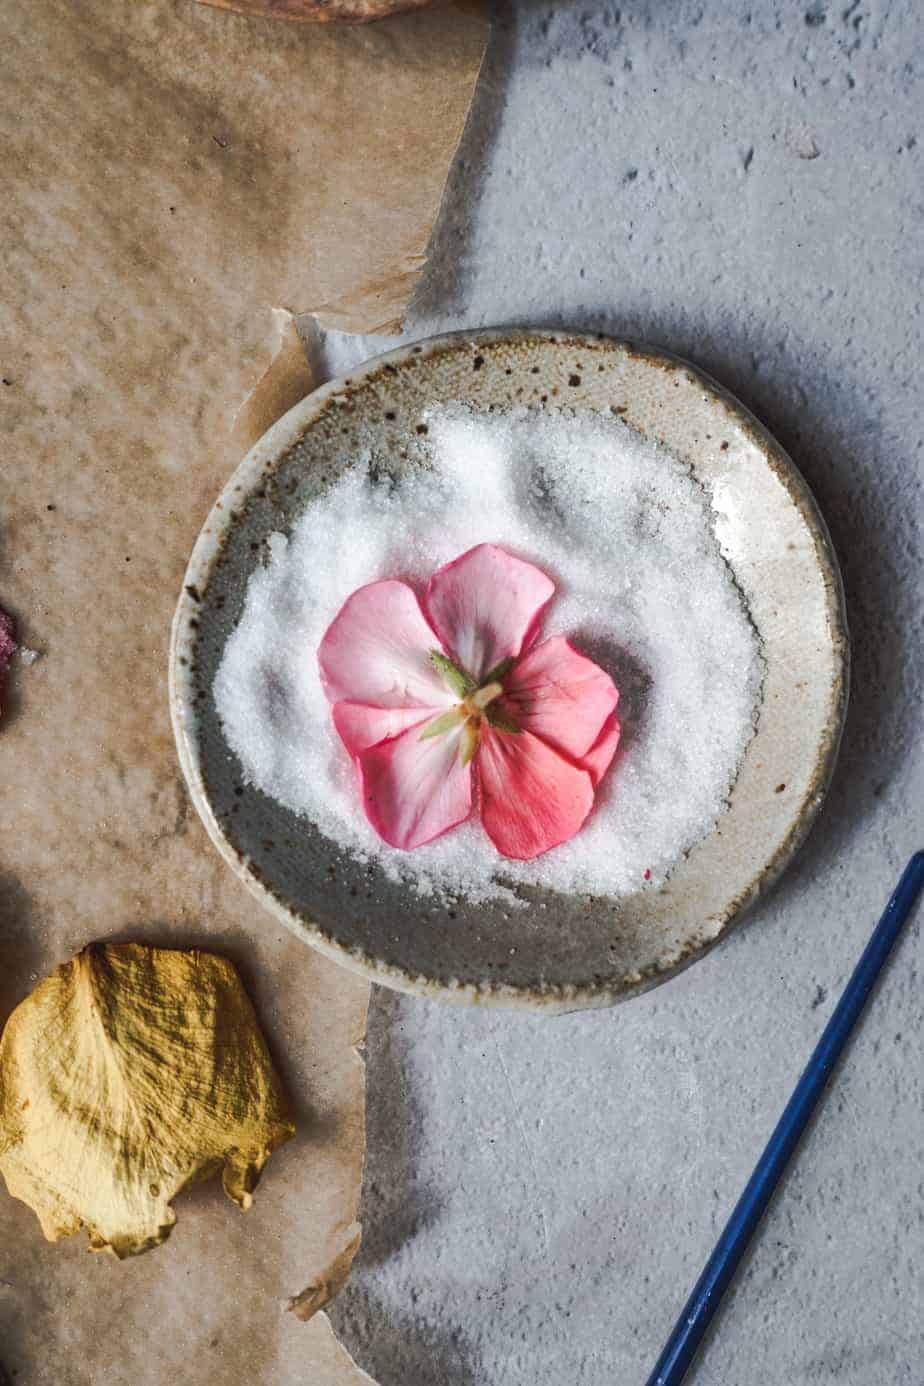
421, 654, 521, 765
456, 681, 504, 767
462, 681, 503, 716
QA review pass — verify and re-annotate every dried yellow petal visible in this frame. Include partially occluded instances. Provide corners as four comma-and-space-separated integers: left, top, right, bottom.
0, 942, 294, 1258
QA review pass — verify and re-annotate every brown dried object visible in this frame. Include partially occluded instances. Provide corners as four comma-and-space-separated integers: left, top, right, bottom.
0, 943, 294, 1257
196, 0, 436, 24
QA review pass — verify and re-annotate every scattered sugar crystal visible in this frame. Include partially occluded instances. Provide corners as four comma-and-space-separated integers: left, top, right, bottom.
215, 405, 762, 905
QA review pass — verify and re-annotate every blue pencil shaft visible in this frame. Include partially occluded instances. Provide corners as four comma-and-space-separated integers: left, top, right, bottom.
646, 851, 924, 1386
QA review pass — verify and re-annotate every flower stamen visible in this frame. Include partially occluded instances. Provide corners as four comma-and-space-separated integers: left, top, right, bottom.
466, 681, 503, 713
459, 719, 480, 768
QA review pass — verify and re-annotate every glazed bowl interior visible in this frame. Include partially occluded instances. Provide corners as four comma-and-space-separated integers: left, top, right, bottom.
170, 330, 848, 1012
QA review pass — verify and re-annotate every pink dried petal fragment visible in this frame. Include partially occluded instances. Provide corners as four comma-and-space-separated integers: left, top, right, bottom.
500, 635, 618, 761
0, 607, 15, 669
425, 544, 554, 682
357, 718, 474, 850
318, 580, 451, 709
477, 725, 595, 861
0, 605, 15, 720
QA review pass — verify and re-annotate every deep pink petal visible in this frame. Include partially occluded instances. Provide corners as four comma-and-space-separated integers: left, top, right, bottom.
332, 701, 438, 758
0, 606, 15, 669
500, 636, 618, 761
318, 580, 452, 708
357, 719, 473, 851
0, 604, 14, 721
579, 711, 622, 787
424, 544, 555, 682
477, 726, 594, 860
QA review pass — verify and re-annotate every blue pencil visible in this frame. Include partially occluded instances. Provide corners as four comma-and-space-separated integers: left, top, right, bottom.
646, 851, 924, 1386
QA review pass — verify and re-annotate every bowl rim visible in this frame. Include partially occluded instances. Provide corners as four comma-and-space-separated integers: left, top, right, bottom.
169, 327, 850, 1013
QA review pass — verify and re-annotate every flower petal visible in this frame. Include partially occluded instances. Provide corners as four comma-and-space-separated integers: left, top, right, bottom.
332, 702, 438, 758
500, 636, 619, 760
318, 580, 452, 708
477, 726, 594, 860
0, 604, 15, 721
357, 719, 473, 851
579, 711, 622, 787
424, 544, 555, 682
0, 605, 15, 669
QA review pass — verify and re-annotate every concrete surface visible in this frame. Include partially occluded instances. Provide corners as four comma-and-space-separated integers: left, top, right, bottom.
326, 1, 924, 1382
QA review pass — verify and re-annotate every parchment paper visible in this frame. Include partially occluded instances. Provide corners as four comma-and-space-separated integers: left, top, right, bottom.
0, 1, 487, 1380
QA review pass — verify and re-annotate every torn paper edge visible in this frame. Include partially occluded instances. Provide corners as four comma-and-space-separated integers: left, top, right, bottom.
231, 309, 325, 455
225, 2, 491, 363
283, 992, 374, 1383
307, 1312, 380, 1386
287, 1221, 363, 1321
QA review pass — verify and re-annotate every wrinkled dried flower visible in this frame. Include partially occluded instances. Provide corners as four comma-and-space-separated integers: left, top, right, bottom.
0, 942, 294, 1257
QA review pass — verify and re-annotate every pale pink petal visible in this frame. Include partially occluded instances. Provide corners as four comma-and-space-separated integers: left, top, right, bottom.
332, 701, 438, 758
318, 580, 452, 708
579, 711, 622, 787
500, 636, 619, 760
425, 544, 555, 682
477, 726, 594, 860
357, 719, 473, 851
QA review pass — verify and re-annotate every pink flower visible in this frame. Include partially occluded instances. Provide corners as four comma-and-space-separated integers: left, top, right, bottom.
318, 544, 621, 861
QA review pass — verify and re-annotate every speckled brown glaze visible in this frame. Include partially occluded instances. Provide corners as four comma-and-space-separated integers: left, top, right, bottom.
169, 330, 849, 1013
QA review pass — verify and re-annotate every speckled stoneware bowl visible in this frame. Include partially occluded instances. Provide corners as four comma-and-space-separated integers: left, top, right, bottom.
169, 330, 848, 1013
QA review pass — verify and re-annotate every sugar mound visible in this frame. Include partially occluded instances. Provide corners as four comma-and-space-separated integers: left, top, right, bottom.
215, 406, 761, 904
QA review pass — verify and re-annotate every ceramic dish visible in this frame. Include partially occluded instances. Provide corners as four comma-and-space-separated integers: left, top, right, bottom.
169, 330, 848, 1012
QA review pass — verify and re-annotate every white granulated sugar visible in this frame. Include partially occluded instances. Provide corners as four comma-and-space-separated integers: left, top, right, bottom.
215, 405, 761, 904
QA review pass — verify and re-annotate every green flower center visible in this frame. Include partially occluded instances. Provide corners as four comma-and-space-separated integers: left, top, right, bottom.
420, 651, 522, 764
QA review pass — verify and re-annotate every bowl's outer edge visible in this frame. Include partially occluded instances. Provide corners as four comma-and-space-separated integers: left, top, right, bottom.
169, 327, 850, 1014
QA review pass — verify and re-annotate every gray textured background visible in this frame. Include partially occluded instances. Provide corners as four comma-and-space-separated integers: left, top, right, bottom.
326, 1, 924, 1382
